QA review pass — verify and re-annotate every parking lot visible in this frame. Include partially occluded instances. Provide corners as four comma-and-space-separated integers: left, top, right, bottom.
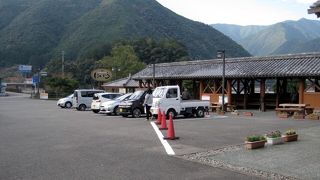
1, 93, 320, 179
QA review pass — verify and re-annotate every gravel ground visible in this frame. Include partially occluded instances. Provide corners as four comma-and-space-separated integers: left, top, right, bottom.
180, 125, 320, 180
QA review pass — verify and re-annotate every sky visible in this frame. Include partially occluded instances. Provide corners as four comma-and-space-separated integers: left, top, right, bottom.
156, 0, 318, 25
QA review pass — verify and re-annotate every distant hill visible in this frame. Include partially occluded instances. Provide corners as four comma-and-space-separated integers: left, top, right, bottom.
212, 18, 320, 56
0, 0, 250, 67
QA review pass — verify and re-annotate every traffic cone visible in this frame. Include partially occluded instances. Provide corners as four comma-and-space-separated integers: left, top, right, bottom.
156, 109, 162, 125
164, 113, 179, 140
159, 111, 168, 130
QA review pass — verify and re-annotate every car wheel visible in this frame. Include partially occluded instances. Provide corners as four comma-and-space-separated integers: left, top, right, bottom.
65, 102, 72, 108
132, 108, 141, 118
113, 106, 120, 116
196, 108, 205, 118
78, 104, 86, 111
166, 109, 177, 119
92, 109, 100, 113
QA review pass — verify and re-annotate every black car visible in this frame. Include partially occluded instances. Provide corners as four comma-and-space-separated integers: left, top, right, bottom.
118, 90, 147, 118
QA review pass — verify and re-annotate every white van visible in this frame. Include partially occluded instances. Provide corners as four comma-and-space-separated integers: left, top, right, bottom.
73, 89, 104, 111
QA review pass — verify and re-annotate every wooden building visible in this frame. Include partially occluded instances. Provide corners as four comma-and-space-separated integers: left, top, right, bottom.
132, 53, 320, 110
308, 0, 320, 17
102, 75, 139, 93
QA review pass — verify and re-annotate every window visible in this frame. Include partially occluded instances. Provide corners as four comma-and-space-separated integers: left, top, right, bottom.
166, 88, 178, 98
87, 91, 96, 98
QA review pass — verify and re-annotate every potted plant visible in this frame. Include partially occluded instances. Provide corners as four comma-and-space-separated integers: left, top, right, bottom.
245, 135, 266, 149
282, 129, 298, 142
265, 130, 283, 145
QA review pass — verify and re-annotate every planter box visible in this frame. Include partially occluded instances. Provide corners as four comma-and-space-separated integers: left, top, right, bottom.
245, 140, 266, 149
243, 112, 253, 116
266, 137, 284, 145
282, 134, 298, 142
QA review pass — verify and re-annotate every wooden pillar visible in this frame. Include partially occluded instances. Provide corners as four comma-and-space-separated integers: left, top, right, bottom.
299, 78, 305, 104
243, 80, 248, 109
250, 80, 255, 94
227, 80, 232, 105
237, 80, 241, 95
139, 80, 142, 88
276, 79, 280, 107
199, 80, 204, 98
315, 78, 320, 92
260, 79, 266, 112
147, 80, 151, 88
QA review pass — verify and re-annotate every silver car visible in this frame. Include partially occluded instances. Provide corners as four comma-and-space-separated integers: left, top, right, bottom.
99, 93, 132, 115
57, 94, 73, 108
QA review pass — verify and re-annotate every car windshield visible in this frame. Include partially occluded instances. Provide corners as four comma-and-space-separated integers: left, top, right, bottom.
128, 91, 144, 100
116, 93, 132, 101
153, 87, 166, 98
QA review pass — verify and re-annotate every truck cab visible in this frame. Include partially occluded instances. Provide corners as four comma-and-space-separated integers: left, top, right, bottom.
151, 85, 209, 118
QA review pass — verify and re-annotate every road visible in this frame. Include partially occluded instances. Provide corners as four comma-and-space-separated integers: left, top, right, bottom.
0, 93, 251, 180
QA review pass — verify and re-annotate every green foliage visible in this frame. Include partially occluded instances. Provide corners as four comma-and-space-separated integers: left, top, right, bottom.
43, 77, 78, 97
213, 18, 320, 56
246, 135, 266, 142
0, 0, 249, 67
285, 129, 296, 136
96, 45, 146, 81
265, 130, 281, 138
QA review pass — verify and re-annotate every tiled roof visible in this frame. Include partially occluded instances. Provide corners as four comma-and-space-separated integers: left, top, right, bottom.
132, 53, 320, 80
102, 76, 139, 88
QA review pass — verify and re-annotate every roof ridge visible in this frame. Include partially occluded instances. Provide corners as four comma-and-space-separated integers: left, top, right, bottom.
149, 52, 320, 67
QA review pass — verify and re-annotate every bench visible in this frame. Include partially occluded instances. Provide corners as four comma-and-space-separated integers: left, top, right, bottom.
275, 104, 308, 118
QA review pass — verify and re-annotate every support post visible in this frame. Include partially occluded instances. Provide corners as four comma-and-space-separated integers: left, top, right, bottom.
299, 78, 305, 104
227, 79, 232, 105
260, 79, 266, 112
276, 79, 280, 107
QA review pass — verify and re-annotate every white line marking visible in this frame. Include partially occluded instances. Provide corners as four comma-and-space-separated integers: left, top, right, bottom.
173, 116, 228, 122
150, 122, 175, 156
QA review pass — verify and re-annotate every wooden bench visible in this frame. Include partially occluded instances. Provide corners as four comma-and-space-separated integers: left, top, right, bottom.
275, 103, 309, 118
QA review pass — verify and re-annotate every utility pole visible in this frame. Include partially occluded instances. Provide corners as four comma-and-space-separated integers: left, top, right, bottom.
62, 51, 65, 78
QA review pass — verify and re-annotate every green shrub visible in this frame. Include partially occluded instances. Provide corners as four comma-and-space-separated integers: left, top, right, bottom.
246, 135, 266, 142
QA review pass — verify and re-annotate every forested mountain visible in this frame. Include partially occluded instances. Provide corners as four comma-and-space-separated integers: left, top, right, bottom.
0, 0, 250, 67
212, 18, 320, 56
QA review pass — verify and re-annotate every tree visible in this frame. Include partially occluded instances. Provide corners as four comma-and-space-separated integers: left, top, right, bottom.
96, 45, 146, 81
43, 77, 78, 98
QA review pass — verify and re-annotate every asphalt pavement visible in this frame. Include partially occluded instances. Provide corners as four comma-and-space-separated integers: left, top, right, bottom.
0, 93, 252, 180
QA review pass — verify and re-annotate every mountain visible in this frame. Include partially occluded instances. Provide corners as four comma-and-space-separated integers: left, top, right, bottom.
212, 18, 320, 56
0, 0, 250, 67
211, 24, 267, 42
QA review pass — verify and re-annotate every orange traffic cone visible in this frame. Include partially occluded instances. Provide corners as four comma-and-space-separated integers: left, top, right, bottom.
159, 111, 168, 130
164, 113, 179, 140
156, 109, 162, 125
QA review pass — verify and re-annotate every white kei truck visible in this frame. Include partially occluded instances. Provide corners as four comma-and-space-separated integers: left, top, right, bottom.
151, 85, 210, 118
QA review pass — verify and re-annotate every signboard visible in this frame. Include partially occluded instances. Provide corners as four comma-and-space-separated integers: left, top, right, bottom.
40, 71, 48, 76
40, 93, 48, 99
18, 65, 32, 73
91, 69, 112, 81
32, 75, 40, 84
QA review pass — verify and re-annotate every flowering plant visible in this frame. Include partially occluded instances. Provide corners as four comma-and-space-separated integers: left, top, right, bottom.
246, 135, 266, 142
285, 129, 296, 135
265, 130, 281, 138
